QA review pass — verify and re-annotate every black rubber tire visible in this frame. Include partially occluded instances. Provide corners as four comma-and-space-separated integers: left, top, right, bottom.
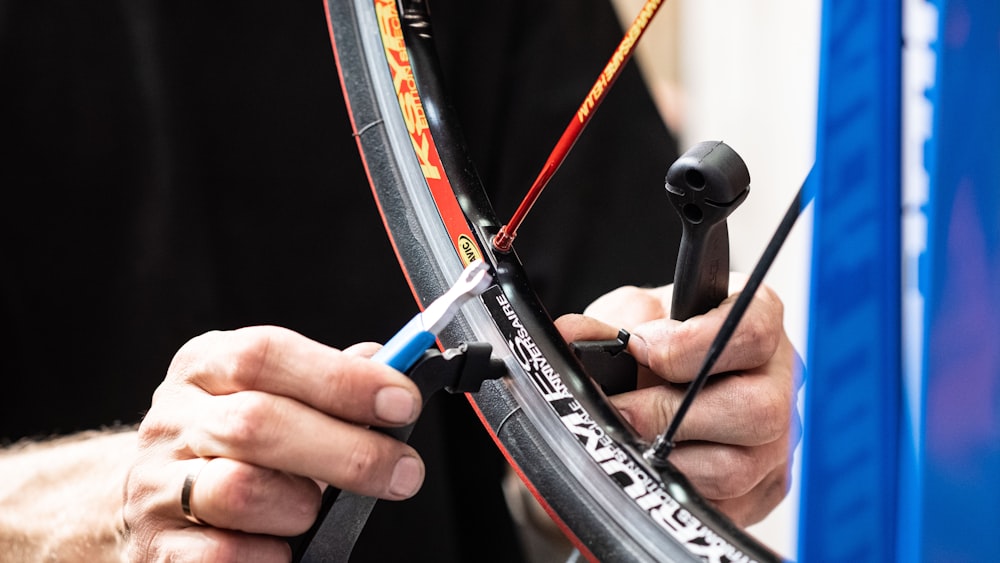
323, 1, 782, 561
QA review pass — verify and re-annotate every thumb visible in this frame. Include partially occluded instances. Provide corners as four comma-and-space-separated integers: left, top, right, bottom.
554, 314, 621, 344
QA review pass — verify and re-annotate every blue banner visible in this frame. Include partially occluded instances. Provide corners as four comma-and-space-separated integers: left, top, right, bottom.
799, 0, 902, 561
918, 0, 1000, 560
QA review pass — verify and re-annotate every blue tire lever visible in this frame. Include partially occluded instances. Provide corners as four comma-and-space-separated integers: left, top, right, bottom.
372, 260, 493, 372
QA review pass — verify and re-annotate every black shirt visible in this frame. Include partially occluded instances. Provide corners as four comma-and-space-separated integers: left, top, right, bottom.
0, 1, 680, 560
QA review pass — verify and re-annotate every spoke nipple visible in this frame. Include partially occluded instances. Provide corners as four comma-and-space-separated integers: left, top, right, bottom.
492, 227, 515, 253
643, 436, 675, 469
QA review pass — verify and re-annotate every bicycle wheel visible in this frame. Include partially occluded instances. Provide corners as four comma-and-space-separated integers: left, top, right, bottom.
323, 0, 782, 560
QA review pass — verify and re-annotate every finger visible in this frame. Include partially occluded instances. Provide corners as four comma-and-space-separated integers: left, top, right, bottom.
610, 367, 794, 446
126, 456, 319, 537
627, 284, 786, 383
185, 391, 425, 500
667, 422, 795, 501
708, 463, 792, 528
553, 314, 622, 343
581, 285, 670, 328
183, 457, 321, 536
129, 525, 292, 563
343, 341, 382, 358
168, 326, 421, 427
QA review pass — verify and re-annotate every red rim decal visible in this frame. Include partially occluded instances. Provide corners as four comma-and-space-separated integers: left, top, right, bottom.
374, 0, 483, 266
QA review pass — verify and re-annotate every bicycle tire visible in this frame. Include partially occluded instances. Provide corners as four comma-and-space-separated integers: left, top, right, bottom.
323, 1, 782, 561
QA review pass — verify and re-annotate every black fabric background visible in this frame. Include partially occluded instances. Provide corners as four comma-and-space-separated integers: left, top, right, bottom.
0, 1, 680, 560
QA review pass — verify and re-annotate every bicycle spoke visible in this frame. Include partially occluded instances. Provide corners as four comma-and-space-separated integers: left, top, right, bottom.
493, 0, 667, 251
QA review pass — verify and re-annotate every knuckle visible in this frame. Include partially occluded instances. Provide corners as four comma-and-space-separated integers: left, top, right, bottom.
754, 386, 792, 443
169, 328, 274, 391
317, 352, 364, 405
135, 412, 169, 448
282, 478, 323, 527
735, 382, 790, 445
734, 313, 776, 368
122, 467, 152, 523
653, 394, 676, 435
219, 331, 273, 391
127, 527, 162, 563
300, 483, 323, 520
698, 449, 759, 499
217, 463, 261, 516
130, 526, 248, 563
218, 393, 276, 453
776, 465, 792, 497
342, 436, 389, 489
196, 540, 246, 563
650, 324, 694, 381
740, 468, 792, 527
613, 386, 677, 440
758, 284, 785, 320
167, 331, 225, 381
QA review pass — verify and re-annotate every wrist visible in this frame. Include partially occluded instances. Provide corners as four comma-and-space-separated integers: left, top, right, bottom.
0, 426, 137, 562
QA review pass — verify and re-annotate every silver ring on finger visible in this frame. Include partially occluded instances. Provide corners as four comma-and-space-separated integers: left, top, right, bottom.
180, 458, 211, 525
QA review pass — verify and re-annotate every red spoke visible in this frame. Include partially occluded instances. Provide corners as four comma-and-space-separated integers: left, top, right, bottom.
492, 0, 667, 252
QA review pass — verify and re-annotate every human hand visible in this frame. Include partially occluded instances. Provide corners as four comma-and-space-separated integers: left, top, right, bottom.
123, 326, 425, 562
556, 279, 801, 527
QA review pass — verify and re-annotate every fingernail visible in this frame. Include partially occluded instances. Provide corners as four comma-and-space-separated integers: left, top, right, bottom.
375, 386, 419, 424
628, 331, 650, 365
389, 456, 424, 498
